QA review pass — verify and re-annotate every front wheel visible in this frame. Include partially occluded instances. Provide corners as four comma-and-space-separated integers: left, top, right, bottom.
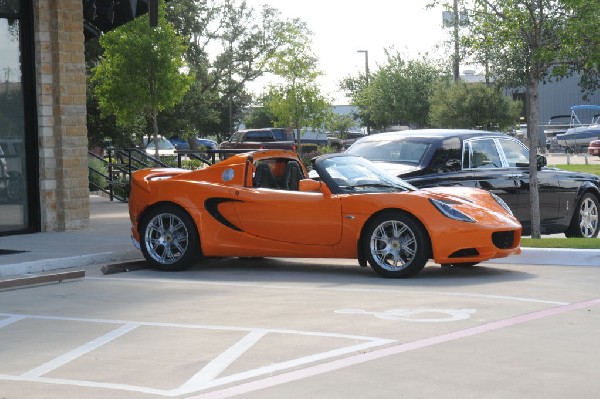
363, 212, 430, 278
565, 193, 600, 238
140, 205, 201, 271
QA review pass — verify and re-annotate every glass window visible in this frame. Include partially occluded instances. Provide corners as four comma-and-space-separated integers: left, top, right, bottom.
245, 131, 274, 141
428, 137, 462, 173
468, 139, 502, 169
346, 140, 429, 164
497, 138, 529, 167
0, 17, 27, 232
270, 128, 288, 141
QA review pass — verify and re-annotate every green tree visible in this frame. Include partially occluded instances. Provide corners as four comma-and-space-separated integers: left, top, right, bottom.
324, 112, 358, 138
341, 51, 443, 130
554, 0, 600, 96
164, 0, 304, 141
243, 105, 276, 129
91, 0, 192, 157
264, 22, 330, 151
339, 74, 371, 134
429, 82, 521, 130
456, 0, 600, 238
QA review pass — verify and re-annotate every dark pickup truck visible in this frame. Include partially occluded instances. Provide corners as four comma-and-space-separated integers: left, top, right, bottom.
219, 128, 297, 153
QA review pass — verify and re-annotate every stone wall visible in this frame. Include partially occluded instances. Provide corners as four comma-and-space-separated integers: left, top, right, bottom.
33, 0, 89, 231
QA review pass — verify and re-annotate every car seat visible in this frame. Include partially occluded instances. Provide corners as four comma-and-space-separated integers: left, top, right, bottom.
254, 163, 278, 189
283, 161, 302, 190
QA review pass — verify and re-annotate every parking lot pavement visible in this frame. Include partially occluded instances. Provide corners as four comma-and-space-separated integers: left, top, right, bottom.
546, 152, 599, 165
1, 258, 599, 399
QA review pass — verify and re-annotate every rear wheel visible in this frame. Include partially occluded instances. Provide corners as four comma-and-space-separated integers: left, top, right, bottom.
565, 193, 599, 238
364, 212, 430, 278
140, 205, 201, 271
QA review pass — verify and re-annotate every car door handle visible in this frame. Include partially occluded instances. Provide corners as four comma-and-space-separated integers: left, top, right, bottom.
503, 174, 523, 179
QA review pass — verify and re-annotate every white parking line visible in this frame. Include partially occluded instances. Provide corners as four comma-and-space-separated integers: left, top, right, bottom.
189, 297, 600, 399
0, 312, 395, 397
180, 330, 268, 389
20, 323, 139, 378
0, 314, 25, 328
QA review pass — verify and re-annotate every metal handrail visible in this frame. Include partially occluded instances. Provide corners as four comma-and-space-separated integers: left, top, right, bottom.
88, 147, 262, 202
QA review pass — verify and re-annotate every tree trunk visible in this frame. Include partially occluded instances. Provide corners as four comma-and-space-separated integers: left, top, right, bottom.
526, 76, 542, 239
295, 127, 302, 154
152, 109, 160, 158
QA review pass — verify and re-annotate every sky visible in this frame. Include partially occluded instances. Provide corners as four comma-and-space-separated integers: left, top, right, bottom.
243, 0, 450, 104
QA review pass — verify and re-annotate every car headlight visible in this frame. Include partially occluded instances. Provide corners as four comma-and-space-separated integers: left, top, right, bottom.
429, 198, 475, 223
490, 192, 513, 216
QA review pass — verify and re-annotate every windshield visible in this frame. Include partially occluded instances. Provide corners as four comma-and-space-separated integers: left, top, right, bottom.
316, 155, 415, 193
146, 138, 175, 150
347, 139, 430, 164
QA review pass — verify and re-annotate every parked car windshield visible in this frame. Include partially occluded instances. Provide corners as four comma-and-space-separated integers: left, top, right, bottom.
145, 137, 175, 150
317, 155, 416, 193
347, 140, 430, 164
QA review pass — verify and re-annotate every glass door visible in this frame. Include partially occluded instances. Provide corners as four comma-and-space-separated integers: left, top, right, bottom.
0, 4, 28, 233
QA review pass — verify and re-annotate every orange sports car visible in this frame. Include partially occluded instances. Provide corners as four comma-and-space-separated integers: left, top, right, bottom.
129, 150, 522, 278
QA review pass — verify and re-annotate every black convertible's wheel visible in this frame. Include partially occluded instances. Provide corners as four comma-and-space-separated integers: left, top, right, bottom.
140, 205, 201, 271
364, 212, 430, 278
565, 193, 600, 238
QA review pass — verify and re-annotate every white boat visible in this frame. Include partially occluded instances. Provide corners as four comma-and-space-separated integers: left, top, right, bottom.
556, 105, 600, 150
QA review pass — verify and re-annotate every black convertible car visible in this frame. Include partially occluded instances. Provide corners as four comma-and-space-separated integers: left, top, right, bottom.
346, 129, 600, 238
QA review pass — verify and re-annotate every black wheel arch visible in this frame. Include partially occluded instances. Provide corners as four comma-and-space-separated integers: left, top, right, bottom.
576, 184, 600, 204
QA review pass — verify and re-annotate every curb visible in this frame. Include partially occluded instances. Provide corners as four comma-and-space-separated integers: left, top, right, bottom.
490, 247, 600, 266
0, 252, 143, 277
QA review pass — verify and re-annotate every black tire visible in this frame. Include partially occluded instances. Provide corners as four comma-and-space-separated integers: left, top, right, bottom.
139, 205, 201, 271
363, 212, 430, 278
564, 193, 600, 238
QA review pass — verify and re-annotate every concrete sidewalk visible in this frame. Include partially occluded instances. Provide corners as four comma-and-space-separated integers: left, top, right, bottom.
0, 195, 598, 278
0, 195, 141, 277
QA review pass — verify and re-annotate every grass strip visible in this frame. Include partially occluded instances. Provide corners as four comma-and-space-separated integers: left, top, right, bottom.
549, 163, 600, 176
521, 237, 600, 249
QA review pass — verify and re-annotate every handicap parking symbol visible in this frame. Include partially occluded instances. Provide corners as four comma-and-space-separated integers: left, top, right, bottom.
335, 308, 476, 322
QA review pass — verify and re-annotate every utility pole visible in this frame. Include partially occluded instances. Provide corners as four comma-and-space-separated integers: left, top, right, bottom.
453, 0, 460, 82
357, 50, 371, 134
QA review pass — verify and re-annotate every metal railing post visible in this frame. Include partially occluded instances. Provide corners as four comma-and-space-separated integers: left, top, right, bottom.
107, 147, 114, 201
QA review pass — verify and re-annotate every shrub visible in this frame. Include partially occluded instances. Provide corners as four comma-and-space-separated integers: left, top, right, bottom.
88, 157, 108, 190
111, 175, 130, 201
181, 159, 209, 170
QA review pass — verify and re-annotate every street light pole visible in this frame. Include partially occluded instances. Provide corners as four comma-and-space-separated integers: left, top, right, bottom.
357, 50, 371, 134
453, 0, 460, 82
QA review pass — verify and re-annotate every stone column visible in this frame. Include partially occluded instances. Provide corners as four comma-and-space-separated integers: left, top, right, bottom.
33, 0, 89, 231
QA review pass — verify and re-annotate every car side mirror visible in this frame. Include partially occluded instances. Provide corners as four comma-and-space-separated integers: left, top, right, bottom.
537, 154, 547, 171
298, 179, 322, 192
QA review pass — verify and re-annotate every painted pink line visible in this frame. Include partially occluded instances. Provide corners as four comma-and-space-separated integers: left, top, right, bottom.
190, 298, 600, 399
